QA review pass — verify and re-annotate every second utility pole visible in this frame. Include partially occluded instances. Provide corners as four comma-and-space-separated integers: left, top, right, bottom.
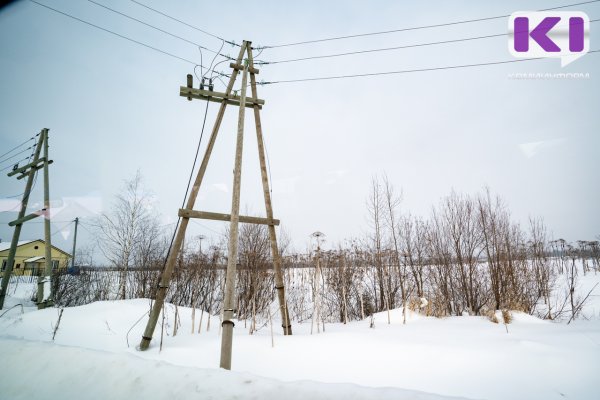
71, 217, 79, 271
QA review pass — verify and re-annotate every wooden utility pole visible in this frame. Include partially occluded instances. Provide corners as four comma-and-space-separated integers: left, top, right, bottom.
0, 129, 54, 310
38, 129, 53, 309
311, 231, 325, 334
139, 41, 292, 369
71, 217, 79, 271
219, 56, 248, 370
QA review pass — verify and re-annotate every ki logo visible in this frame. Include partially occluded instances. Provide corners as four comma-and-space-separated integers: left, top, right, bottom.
509, 11, 590, 67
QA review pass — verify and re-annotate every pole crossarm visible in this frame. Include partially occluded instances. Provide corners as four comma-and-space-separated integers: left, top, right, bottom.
7, 157, 51, 177
8, 210, 44, 226
178, 208, 279, 226
179, 86, 264, 109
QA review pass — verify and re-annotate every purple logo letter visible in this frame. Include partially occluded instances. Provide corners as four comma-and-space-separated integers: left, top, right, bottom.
514, 17, 561, 52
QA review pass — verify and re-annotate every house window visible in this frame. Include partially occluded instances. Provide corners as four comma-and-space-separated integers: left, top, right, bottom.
52, 260, 59, 271
15, 263, 20, 269
1, 260, 6, 271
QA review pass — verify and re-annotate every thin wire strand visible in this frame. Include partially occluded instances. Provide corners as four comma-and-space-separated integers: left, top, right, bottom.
182, 103, 210, 208
162, 87, 213, 267
0, 219, 74, 225
0, 146, 33, 165
263, 0, 600, 48
193, 47, 205, 85
1, 174, 39, 204
189, 218, 223, 236
205, 41, 225, 79
87, 0, 232, 59
210, 58, 233, 82
29, 0, 218, 69
0, 157, 30, 173
0, 136, 35, 160
261, 50, 600, 85
50, 220, 74, 238
129, 0, 239, 47
259, 19, 599, 65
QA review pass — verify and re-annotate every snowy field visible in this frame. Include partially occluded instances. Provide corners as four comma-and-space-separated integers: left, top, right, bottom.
1, 270, 599, 400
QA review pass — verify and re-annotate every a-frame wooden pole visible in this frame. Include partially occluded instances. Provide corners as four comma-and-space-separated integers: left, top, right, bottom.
247, 47, 292, 335
0, 131, 44, 310
139, 42, 248, 351
219, 45, 250, 370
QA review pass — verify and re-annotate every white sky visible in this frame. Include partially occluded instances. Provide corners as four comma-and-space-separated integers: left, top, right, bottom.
0, 0, 599, 257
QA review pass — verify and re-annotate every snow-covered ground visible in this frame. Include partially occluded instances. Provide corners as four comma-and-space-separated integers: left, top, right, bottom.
1, 270, 599, 400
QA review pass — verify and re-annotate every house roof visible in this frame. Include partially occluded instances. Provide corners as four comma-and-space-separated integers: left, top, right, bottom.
0, 240, 35, 253
0, 239, 71, 257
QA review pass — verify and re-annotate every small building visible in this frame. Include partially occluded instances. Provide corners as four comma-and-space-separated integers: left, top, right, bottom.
0, 239, 71, 276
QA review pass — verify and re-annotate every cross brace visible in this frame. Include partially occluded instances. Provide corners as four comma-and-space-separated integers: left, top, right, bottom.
178, 209, 279, 226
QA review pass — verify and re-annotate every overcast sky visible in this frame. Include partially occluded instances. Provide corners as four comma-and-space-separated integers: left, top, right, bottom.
0, 0, 598, 258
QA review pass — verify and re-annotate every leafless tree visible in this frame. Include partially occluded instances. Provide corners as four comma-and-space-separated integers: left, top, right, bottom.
96, 171, 162, 300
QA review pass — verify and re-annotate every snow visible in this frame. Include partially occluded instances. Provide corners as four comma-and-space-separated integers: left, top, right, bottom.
1, 269, 599, 400
0, 339, 459, 400
0, 240, 35, 252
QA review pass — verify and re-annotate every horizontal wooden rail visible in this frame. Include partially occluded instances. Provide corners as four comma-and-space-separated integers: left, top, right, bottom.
179, 87, 264, 109
178, 209, 279, 226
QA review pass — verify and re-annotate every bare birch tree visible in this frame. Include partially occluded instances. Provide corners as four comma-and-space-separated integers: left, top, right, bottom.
97, 171, 161, 299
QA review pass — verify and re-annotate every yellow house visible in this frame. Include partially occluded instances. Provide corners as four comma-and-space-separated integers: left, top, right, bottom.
0, 240, 71, 276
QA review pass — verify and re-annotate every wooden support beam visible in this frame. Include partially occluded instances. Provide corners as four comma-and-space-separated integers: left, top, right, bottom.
8, 210, 43, 226
16, 160, 53, 180
230, 62, 259, 74
7, 158, 48, 177
247, 45, 292, 335
178, 208, 279, 226
179, 87, 264, 109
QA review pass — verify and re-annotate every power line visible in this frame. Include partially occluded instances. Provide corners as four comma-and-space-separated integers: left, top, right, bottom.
259, 18, 600, 65
0, 135, 36, 160
0, 219, 74, 225
182, 103, 210, 209
262, 33, 506, 64
28, 0, 227, 74
50, 220, 74, 238
260, 50, 600, 85
129, 0, 239, 47
0, 146, 33, 165
87, 0, 233, 60
1, 173, 39, 206
190, 219, 223, 236
263, 0, 600, 49
160, 74, 213, 270
0, 156, 30, 173
76, 221, 96, 237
